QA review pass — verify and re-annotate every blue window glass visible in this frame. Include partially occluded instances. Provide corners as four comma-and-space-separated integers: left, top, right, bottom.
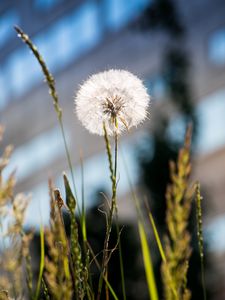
196, 88, 225, 153
4, 48, 42, 98
205, 215, 225, 252
0, 71, 9, 110
167, 88, 225, 154
167, 116, 186, 144
0, 10, 20, 48
105, 0, 150, 31
34, 1, 102, 72
45, 18, 76, 68
208, 28, 225, 65
34, 0, 63, 11
76, 2, 102, 49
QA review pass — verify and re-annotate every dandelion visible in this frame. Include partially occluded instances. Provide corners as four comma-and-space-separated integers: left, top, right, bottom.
75, 69, 150, 135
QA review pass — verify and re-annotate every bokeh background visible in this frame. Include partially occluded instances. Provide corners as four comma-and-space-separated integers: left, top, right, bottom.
1, 0, 225, 299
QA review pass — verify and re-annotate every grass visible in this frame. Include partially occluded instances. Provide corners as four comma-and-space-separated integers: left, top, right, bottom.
0, 27, 208, 300
195, 182, 207, 300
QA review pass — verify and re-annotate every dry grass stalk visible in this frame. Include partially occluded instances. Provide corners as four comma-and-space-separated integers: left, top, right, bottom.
195, 183, 207, 300
161, 127, 194, 300
0, 126, 31, 300
63, 174, 88, 300
44, 186, 73, 300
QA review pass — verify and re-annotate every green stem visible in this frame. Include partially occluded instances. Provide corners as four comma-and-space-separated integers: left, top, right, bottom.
97, 123, 117, 300
98, 122, 126, 300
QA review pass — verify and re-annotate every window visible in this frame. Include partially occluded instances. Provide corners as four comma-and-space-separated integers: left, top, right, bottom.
167, 115, 186, 144
208, 27, 225, 65
5, 48, 41, 98
34, 1, 102, 70
205, 215, 225, 252
34, 0, 63, 11
105, 0, 150, 31
196, 88, 225, 153
0, 10, 20, 48
167, 88, 225, 154
0, 71, 9, 110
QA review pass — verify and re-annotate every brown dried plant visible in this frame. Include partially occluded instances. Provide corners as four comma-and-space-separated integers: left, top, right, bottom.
0, 126, 32, 300
161, 127, 194, 300
44, 183, 73, 300
44, 177, 91, 300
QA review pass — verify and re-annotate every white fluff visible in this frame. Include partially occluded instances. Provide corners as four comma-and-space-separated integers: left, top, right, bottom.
75, 69, 150, 136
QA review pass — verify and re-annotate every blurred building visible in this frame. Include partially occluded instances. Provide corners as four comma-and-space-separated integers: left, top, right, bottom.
0, 0, 225, 296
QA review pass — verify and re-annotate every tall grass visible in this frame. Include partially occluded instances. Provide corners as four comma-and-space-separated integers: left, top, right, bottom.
0, 27, 208, 300
161, 127, 193, 300
195, 182, 207, 300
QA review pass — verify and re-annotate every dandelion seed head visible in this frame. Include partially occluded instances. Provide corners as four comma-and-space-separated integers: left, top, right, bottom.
75, 69, 150, 135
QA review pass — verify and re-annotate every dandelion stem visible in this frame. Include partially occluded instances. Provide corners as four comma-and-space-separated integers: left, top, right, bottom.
97, 123, 118, 300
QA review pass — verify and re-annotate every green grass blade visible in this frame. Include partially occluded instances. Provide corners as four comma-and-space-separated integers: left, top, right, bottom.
148, 212, 178, 299
148, 212, 166, 263
105, 278, 119, 300
34, 223, 45, 300
138, 221, 158, 300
